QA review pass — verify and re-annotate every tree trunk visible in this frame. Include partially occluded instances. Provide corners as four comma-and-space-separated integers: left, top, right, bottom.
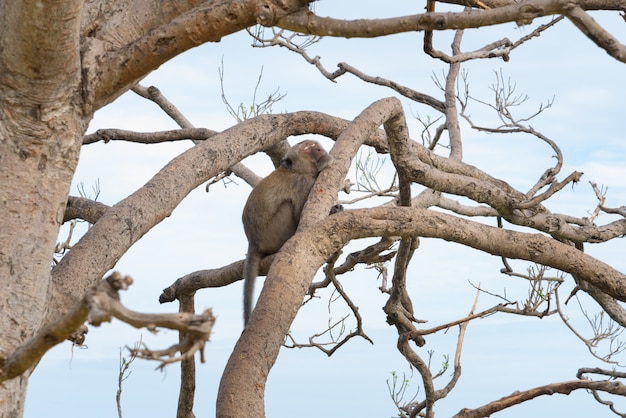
0, 1, 85, 415
0, 104, 85, 416
0, 0, 315, 415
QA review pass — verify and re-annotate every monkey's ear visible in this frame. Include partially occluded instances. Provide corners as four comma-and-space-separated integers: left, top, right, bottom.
280, 158, 293, 169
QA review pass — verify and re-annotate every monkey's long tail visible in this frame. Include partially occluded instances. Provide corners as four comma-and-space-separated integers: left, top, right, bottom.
243, 252, 261, 326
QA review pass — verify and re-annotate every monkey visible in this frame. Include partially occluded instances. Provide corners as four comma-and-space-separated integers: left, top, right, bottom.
241, 140, 333, 326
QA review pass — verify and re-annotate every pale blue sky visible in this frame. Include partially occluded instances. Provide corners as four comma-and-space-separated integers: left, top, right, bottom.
25, 3, 626, 417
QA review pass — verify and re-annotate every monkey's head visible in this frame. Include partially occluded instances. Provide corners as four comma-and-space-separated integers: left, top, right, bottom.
281, 140, 333, 176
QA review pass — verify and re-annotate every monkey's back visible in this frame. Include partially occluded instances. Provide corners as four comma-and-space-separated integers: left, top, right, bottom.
242, 168, 316, 256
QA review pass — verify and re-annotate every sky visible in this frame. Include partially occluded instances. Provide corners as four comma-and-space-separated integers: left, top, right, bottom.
23, 2, 626, 417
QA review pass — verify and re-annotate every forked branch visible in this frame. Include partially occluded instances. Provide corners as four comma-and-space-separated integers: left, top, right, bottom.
0, 272, 215, 382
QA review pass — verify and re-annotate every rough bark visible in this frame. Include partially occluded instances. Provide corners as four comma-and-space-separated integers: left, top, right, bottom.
0, 1, 85, 416
0, 1, 313, 416
218, 203, 626, 416
48, 111, 357, 322
217, 97, 626, 417
217, 98, 401, 418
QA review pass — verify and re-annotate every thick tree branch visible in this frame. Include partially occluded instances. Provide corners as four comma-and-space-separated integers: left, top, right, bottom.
342, 207, 626, 300
177, 293, 197, 418
277, 0, 626, 62
218, 202, 626, 417
278, 0, 593, 36
85, 0, 314, 110
565, 5, 626, 62
396, 140, 626, 243
217, 96, 626, 417
0, 5, 86, 409
159, 257, 271, 304
48, 111, 377, 325
0, 302, 89, 382
79, 0, 206, 48
218, 97, 403, 418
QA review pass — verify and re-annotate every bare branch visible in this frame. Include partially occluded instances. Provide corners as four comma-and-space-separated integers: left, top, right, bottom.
335, 63, 446, 113
331, 238, 398, 276
590, 180, 626, 220
132, 85, 195, 128
565, 5, 626, 62
1, 272, 215, 381
424, 3, 515, 63
277, 0, 625, 65
219, 58, 287, 122
248, 28, 446, 112
556, 287, 625, 364
285, 259, 374, 356
395, 139, 626, 243
0, 299, 89, 382
435, 194, 498, 217
515, 170, 584, 209
578, 368, 626, 417
116, 341, 139, 418
176, 293, 197, 417
133, 84, 263, 187
83, 128, 216, 145
454, 379, 626, 417
459, 69, 569, 200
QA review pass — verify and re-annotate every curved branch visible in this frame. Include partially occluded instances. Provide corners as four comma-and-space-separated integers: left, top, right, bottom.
397, 140, 626, 243
48, 110, 371, 325
1, 272, 214, 381
356, 207, 626, 300
218, 203, 626, 416
217, 95, 626, 417
454, 379, 626, 417
277, 0, 625, 63
86, 0, 313, 110
159, 257, 272, 304
218, 97, 405, 418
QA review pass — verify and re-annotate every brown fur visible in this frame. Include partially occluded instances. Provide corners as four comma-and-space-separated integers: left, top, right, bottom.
242, 140, 333, 325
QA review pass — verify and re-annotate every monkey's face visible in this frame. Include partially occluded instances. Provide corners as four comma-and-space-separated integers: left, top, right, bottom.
283, 140, 332, 175
302, 141, 333, 169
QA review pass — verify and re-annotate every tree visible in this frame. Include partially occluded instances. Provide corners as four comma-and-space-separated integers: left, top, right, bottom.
1, 1, 625, 417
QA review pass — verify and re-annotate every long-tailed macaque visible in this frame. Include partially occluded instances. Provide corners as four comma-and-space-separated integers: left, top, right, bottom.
241, 140, 333, 326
